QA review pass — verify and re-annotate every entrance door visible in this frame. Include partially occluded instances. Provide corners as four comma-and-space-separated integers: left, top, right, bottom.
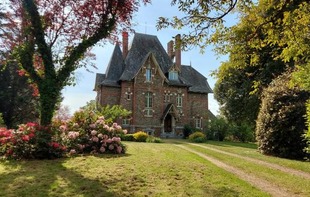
164, 114, 172, 132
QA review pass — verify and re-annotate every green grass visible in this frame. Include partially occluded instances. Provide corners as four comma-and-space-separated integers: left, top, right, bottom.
185, 142, 310, 196
1, 140, 309, 196
198, 140, 310, 173
0, 141, 269, 197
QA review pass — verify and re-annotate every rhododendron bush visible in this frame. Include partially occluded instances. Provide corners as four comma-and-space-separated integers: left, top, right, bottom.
0, 110, 127, 159
0, 123, 65, 159
57, 112, 127, 155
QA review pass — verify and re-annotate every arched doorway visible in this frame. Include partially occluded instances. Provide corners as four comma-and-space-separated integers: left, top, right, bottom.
164, 114, 172, 133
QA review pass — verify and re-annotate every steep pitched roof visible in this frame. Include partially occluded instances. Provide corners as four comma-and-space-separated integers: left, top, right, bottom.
101, 44, 124, 87
120, 33, 173, 81
94, 73, 105, 90
95, 32, 213, 94
180, 65, 213, 93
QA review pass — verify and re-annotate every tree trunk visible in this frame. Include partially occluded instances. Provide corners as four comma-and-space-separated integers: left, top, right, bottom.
38, 80, 60, 126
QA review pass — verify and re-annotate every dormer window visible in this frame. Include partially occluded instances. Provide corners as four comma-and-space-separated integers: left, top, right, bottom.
169, 70, 178, 80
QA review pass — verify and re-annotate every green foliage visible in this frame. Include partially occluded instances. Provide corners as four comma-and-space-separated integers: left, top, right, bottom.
98, 105, 131, 124
183, 124, 193, 138
133, 131, 149, 142
58, 110, 127, 155
188, 131, 207, 143
206, 118, 229, 141
256, 72, 310, 160
157, 0, 243, 51
79, 102, 131, 125
121, 134, 135, 141
146, 136, 162, 143
0, 63, 40, 128
229, 123, 254, 142
0, 113, 4, 126
0, 123, 65, 160
304, 101, 310, 154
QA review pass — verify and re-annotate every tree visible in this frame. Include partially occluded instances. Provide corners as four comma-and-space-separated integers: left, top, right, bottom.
157, 0, 245, 51
256, 71, 309, 160
80, 100, 131, 124
0, 63, 40, 128
0, 0, 150, 126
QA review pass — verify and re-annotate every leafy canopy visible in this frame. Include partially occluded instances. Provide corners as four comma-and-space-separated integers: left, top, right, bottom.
0, 0, 150, 125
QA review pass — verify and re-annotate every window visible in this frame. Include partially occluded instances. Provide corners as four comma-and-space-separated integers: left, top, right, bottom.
164, 92, 171, 102
176, 94, 182, 107
169, 71, 178, 80
195, 118, 202, 129
146, 68, 152, 82
125, 87, 132, 100
145, 92, 153, 117
122, 118, 130, 125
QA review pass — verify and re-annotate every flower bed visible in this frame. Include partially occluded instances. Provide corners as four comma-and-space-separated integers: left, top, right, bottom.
0, 111, 127, 160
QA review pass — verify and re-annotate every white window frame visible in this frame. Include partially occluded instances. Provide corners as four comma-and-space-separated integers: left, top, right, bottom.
122, 118, 130, 125
195, 118, 202, 129
176, 94, 182, 107
146, 68, 152, 82
145, 92, 153, 117
169, 71, 178, 80
164, 93, 171, 102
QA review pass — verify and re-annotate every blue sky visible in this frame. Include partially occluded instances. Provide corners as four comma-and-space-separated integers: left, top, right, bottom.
61, 1, 235, 115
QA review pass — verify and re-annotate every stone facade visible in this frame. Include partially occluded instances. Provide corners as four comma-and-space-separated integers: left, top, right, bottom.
94, 33, 213, 138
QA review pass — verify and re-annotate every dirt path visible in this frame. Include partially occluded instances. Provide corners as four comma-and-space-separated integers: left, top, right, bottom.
189, 143, 310, 180
176, 145, 297, 197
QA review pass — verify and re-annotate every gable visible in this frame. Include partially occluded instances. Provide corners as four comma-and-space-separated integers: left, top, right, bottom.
120, 33, 173, 81
133, 52, 168, 84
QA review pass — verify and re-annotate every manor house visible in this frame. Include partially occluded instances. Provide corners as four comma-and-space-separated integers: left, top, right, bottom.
94, 32, 213, 138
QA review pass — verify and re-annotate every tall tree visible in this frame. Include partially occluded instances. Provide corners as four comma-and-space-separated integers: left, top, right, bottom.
0, 63, 39, 128
0, 0, 150, 126
161, 0, 310, 125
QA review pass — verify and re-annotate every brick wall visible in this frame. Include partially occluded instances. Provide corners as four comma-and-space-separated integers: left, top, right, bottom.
100, 86, 121, 106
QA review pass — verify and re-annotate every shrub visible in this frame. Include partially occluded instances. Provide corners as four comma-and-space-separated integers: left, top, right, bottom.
183, 124, 193, 139
206, 118, 229, 141
133, 131, 149, 142
256, 72, 310, 160
146, 136, 162, 143
0, 123, 65, 160
230, 123, 254, 142
0, 113, 4, 126
57, 115, 127, 155
188, 131, 207, 143
305, 101, 310, 154
121, 134, 135, 141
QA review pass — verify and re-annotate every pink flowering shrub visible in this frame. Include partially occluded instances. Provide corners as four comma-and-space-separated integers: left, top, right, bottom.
56, 110, 127, 155
0, 109, 127, 160
0, 123, 65, 159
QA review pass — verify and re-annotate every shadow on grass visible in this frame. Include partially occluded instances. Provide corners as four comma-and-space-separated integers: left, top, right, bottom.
206, 140, 257, 149
0, 155, 131, 197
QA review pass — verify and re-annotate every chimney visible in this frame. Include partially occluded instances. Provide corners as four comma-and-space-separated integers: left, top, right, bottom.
122, 31, 128, 59
167, 40, 174, 59
175, 34, 181, 69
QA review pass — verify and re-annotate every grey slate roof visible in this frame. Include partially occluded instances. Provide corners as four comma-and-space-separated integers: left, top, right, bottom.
95, 32, 213, 94
180, 65, 213, 93
120, 33, 173, 81
94, 73, 105, 90
101, 44, 124, 87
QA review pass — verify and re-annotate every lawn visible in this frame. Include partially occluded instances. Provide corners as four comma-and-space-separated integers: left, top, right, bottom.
0, 140, 308, 197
